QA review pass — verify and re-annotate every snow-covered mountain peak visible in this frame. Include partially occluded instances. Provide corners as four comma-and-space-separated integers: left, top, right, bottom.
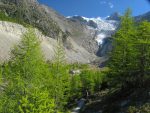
67, 15, 119, 45
82, 16, 102, 22
67, 15, 118, 30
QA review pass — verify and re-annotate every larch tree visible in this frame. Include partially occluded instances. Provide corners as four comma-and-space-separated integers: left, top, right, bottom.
108, 9, 137, 88
135, 21, 150, 86
50, 39, 71, 112
0, 29, 55, 113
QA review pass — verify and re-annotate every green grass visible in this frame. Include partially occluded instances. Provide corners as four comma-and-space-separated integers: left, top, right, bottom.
0, 11, 30, 27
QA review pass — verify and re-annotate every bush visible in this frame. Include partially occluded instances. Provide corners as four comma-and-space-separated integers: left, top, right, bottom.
128, 103, 150, 113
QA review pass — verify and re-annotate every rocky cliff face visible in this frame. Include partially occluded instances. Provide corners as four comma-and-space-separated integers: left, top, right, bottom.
0, 21, 98, 63
0, 0, 63, 39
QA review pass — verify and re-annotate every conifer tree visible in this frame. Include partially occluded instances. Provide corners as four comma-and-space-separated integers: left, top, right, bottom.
80, 70, 95, 95
108, 9, 137, 87
135, 21, 150, 85
70, 75, 82, 98
50, 39, 71, 112
0, 65, 2, 84
94, 71, 106, 92
0, 29, 55, 113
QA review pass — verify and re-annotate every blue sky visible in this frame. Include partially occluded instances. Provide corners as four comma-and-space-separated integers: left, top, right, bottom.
38, 0, 150, 18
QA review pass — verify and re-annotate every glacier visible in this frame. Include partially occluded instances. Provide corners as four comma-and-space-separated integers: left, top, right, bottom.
67, 15, 119, 45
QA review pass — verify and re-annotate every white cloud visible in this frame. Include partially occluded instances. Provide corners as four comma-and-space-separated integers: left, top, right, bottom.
108, 2, 114, 8
100, 1, 114, 9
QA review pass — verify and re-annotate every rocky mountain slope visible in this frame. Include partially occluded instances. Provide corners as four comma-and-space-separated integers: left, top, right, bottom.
1, 0, 149, 64
0, 0, 100, 63
135, 11, 150, 22
0, 21, 97, 63
106, 12, 120, 21
0, 0, 119, 64
0, 0, 63, 38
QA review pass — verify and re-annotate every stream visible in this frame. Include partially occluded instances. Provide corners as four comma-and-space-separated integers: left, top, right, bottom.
71, 98, 86, 113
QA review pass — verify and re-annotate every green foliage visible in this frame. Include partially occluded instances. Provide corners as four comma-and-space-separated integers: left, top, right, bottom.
0, 29, 55, 113
0, 65, 2, 84
108, 9, 150, 88
0, 11, 30, 27
49, 40, 71, 112
93, 71, 107, 91
68, 63, 89, 70
80, 70, 95, 94
135, 21, 150, 85
109, 9, 136, 85
70, 75, 82, 98
1, 30, 103, 112
18, 90, 55, 113
128, 103, 150, 113
80, 69, 106, 94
